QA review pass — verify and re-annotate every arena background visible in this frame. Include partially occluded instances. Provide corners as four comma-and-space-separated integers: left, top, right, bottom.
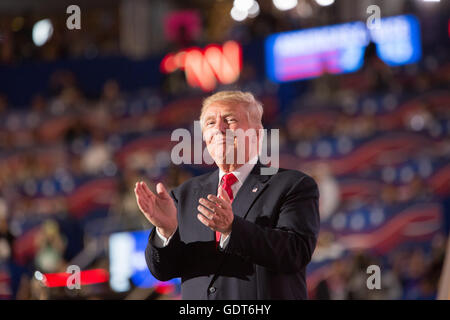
0, 0, 449, 300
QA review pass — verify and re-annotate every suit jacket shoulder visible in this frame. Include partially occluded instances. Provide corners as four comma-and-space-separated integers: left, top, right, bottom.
270, 167, 319, 196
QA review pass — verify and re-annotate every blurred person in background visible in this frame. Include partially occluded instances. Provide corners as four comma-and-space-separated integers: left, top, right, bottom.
111, 168, 152, 231
0, 199, 13, 299
309, 163, 340, 222
400, 248, 427, 299
80, 129, 112, 175
0, 198, 14, 257
34, 220, 67, 274
346, 252, 400, 300
362, 42, 396, 94
326, 258, 351, 300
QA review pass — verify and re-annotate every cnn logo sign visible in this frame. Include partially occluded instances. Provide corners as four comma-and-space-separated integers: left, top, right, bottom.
160, 41, 242, 91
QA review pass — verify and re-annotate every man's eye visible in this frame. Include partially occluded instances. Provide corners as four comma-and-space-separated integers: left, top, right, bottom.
206, 121, 214, 126
227, 119, 236, 123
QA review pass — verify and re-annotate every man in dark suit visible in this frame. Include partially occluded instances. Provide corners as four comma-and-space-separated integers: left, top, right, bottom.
135, 91, 320, 299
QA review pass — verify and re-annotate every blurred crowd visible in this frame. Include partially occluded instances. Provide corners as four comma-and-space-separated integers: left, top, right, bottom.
0, 45, 448, 299
312, 235, 447, 300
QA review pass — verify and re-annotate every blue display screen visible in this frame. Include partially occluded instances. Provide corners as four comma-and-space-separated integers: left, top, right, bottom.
109, 229, 180, 292
265, 14, 421, 82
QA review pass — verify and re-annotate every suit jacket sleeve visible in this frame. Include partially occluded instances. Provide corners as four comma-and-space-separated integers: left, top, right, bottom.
145, 189, 186, 281
222, 175, 320, 273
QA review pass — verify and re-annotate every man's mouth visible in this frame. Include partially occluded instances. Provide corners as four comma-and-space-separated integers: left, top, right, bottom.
213, 137, 235, 144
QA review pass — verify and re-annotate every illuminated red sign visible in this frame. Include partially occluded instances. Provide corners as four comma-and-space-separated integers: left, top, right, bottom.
160, 41, 242, 91
42, 269, 109, 288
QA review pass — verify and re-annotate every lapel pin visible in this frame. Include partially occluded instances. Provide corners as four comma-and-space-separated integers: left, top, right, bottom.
252, 187, 258, 193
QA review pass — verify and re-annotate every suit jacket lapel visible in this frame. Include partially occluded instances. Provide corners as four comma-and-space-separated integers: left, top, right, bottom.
207, 161, 272, 289
194, 168, 219, 241
193, 161, 272, 242
194, 167, 221, 290
232, 161, 271, 220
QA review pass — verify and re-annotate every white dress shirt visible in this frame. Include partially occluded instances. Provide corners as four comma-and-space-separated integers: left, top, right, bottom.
153, 156, 258, 249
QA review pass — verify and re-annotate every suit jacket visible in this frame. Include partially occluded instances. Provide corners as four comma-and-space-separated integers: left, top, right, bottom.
145, 161, 320, 300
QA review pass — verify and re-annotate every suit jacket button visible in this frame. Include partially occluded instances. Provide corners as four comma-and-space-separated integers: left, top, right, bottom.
208, 286, 216, 294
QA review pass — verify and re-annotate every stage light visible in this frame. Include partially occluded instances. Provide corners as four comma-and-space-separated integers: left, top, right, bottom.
422, 0, 440, 2
248, 1, 260, 18
32, 19, 53, 47
230, 6, 248, 22
314, 0, 335, 6
273, 0, 298, 11
34, 271, 44, 281
233, 0, 255, 12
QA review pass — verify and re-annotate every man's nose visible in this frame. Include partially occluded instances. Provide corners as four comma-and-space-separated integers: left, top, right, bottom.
215, 118, 228, 133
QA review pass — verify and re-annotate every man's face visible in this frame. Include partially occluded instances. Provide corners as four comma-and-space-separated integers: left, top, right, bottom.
202, 102, 258, 165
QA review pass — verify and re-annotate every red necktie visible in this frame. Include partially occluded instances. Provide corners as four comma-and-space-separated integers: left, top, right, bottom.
216, 173, 238, 245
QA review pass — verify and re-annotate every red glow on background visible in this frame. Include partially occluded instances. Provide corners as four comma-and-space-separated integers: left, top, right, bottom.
164, 10, 201, 43
161, 54, 176, 73
42, 269, 109, 288
154, 283, 175, 295
160, 41, 242, 91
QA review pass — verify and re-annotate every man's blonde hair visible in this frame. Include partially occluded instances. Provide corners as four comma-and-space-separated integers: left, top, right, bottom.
200, 91, 263, 129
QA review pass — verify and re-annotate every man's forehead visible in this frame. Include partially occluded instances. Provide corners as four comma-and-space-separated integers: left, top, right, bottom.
203, 102, 243, 117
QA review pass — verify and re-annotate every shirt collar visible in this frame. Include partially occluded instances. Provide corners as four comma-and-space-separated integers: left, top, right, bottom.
218, 155, 258, 186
